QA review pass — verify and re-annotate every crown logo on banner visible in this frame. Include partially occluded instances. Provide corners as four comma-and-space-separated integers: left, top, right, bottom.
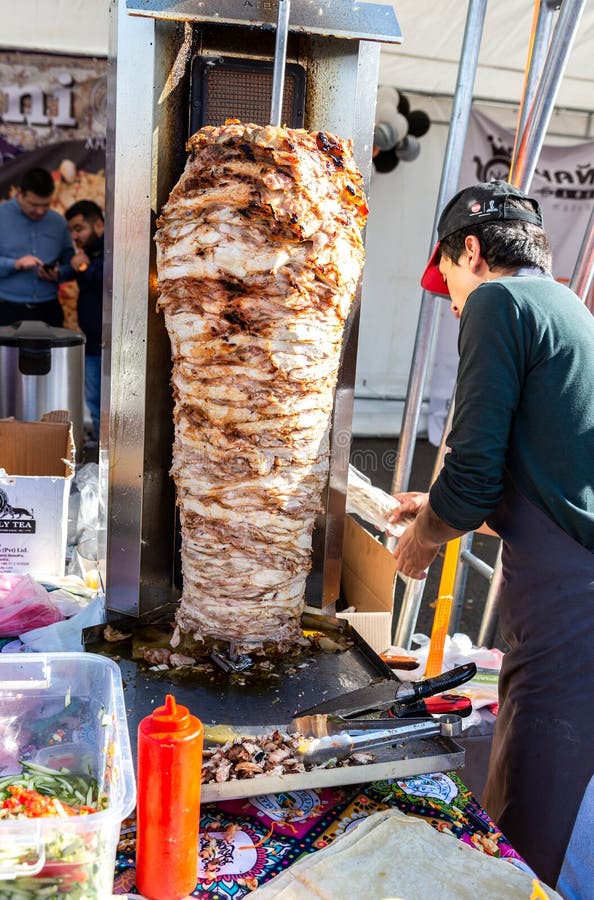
473, 133, 513, 183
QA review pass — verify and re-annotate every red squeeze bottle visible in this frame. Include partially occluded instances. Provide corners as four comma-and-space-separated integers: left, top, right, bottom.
136, 694, 203, 900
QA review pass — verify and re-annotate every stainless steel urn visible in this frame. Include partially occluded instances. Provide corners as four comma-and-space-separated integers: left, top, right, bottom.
0, 320, 85, 459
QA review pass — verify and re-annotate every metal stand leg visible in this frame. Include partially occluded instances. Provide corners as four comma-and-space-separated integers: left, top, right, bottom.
393, 574, 427, 650
450, 532, 473, 633
477, 544, 503, 649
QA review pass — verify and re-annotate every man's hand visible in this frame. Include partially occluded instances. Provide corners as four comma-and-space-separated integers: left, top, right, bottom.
15, 254, 43, 271
71, 250, 90, 273
388, 492, 438, 578
37, 263, 58, 282
388, 491, 429, 527
392, 521, 441, 579
389, 492, 467, 580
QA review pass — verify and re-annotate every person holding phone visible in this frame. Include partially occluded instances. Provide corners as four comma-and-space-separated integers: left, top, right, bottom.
0, 167, 74, 327
61, 200, 105, 442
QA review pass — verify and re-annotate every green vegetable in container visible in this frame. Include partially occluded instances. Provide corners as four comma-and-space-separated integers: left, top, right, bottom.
0, 762, 111, 898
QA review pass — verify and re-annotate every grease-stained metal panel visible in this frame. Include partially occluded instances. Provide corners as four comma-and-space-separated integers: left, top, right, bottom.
126, 0, 402, 44
103, 0, 157, 616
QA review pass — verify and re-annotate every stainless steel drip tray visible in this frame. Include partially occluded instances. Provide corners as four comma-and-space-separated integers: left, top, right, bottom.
83, 611, 399, 740
201, 734, 464, 803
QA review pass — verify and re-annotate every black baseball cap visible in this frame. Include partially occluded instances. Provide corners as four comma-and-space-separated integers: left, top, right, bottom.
421, 181, 544, 296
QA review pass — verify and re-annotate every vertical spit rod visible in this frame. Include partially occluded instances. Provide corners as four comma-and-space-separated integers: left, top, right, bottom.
270, 0, 291, 127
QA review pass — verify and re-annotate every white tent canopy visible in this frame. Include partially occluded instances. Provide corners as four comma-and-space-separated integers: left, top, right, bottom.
380, 0, 594, 109
0, 0, 109, 57
2, 1, 593, 110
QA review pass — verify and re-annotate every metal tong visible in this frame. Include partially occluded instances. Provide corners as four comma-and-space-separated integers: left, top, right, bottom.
295, 714, 463, 766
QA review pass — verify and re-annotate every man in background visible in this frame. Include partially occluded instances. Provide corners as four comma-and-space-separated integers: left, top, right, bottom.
62, 200, 104, 442
0, 167, 74, 327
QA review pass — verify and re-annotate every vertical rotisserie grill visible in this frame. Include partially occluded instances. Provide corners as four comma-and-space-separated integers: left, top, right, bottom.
155, 121, 367, 647
103, 1, 401, 619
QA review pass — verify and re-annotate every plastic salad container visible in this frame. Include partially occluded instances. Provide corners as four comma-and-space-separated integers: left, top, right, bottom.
0, 652, 136, 898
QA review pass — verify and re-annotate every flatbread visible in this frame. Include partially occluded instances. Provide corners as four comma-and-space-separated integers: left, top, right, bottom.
250, 808, 562, 899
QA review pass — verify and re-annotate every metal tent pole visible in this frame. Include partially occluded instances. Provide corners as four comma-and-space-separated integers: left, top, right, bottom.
569, 203, 594, 302
510, 0, 588, 192
509, 0, 557, 175
390, 0, 488, 497
393, 390, 455, 648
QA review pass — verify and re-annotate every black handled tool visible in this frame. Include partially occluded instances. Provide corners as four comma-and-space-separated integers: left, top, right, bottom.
295, 662, 477, 719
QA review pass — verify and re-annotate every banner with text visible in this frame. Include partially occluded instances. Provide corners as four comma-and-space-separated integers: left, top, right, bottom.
0, 50, 106, 208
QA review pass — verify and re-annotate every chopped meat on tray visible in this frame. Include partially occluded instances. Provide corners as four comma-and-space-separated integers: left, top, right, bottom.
202, 729, 375, 783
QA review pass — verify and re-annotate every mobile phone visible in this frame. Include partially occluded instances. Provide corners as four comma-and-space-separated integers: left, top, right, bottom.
42, 259, 57, 271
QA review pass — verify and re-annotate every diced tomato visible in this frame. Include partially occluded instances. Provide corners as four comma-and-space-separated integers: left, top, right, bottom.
1, 785, 95, 818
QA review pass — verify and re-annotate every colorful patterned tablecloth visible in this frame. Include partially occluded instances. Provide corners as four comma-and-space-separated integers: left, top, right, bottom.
113, 771, 531, 897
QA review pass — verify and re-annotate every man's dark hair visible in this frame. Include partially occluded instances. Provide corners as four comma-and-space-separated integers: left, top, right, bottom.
65, 200, 104, 224
19, 168, 55, 197
438, 197, 552, 274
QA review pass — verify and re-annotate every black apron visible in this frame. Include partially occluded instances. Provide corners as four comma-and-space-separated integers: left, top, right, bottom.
481, 482, 594, 888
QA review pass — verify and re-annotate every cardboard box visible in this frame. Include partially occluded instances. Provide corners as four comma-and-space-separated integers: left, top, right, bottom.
0, 415, 75, 576
338, 515, 398, 654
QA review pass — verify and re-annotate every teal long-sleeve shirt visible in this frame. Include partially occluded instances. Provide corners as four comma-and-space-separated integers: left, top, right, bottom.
429, 275, 594, 552
0, 197, 74, 303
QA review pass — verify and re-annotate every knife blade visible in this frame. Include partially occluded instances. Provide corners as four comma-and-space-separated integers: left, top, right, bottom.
294, 662, 477, 719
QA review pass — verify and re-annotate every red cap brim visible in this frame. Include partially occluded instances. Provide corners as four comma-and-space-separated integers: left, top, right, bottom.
420, 242, 449, 296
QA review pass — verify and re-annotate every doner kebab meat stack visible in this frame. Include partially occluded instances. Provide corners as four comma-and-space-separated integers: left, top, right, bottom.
155, 121, 367, 650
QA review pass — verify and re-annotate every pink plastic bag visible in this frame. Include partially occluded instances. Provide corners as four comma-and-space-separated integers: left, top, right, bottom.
0, 573, 21, 605
0, 575, 64, 637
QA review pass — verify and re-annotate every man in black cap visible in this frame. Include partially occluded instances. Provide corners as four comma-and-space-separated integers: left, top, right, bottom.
389, 181, 594, 892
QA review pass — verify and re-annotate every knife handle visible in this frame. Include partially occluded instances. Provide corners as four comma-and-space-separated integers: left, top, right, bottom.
414, 662, 477, 700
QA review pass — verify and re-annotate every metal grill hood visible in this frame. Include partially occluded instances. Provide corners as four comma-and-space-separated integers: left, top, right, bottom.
126, 0, 402, 44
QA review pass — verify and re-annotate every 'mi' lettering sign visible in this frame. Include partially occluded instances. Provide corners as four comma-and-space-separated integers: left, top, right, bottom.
0, 72, 76, 127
